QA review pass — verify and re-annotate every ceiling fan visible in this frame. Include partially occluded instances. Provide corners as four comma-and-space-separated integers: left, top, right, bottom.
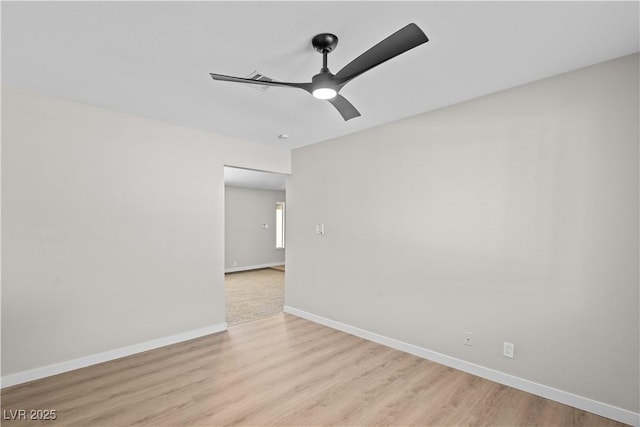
209, 23, 429, 121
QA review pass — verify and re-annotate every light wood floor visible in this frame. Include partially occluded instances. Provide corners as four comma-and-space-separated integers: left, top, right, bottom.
1, 314, 626, 426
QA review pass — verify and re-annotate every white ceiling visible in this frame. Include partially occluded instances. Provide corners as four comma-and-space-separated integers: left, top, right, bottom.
2, 2, 638, 150
224, 166, 287, 191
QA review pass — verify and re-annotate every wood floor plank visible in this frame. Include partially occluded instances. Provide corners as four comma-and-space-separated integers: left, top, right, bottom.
1, 313, 628, 426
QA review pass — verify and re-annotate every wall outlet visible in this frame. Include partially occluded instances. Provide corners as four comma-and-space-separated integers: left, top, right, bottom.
233, 261, 238, 267
503, 342, 514, 358
464, 331, 473, 346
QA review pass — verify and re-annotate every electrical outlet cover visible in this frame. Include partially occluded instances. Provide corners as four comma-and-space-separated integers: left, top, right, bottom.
503, 342, 514, 358
464, 332, 473, 346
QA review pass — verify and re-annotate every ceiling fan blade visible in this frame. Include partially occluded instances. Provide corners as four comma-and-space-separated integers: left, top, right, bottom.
327, 95, 361, 121
334, 23, 428, 85
209, 73, 312, 92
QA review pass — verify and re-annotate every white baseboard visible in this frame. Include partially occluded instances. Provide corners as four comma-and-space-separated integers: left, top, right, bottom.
225, 262, 283, 273
284, 306, 639, 427
1, 322, 227, 389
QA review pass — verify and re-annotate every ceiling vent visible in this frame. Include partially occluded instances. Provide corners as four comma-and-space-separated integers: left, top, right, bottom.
244, 71, 274, 91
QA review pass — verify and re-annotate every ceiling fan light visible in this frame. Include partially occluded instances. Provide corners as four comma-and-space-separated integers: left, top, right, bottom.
312, 87, 337, 100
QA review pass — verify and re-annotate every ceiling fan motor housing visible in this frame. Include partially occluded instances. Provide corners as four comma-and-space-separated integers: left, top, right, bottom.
312, 71, 336, 88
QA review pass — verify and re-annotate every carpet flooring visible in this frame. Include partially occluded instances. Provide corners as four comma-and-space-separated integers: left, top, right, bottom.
225, 268, 285, 326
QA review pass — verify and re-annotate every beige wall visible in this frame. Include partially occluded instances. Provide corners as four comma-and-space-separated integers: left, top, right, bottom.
225, 186, 285, 270
1, 88, 290, 375
286, 54, 639, 412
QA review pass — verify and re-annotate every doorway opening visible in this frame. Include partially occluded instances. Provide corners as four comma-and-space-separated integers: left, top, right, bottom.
224, 166, 287, 326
